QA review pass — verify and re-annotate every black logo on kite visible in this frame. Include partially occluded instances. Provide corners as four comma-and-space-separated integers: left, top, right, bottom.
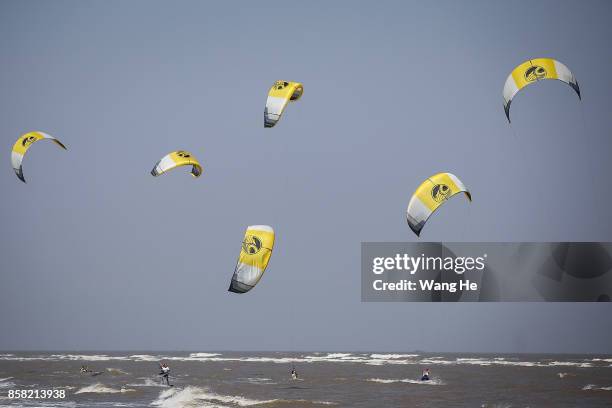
21, 135, 37, 147
274, 81, 289, 90
242, 235, 263, 255
176, 151, 191, 158
524, 65, 547, 82
431, 184, 452, 202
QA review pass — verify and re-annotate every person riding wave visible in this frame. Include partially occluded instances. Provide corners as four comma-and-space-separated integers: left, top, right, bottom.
291, 366, 298, 380
421, 368, 430, 381
159, 362, 171, 386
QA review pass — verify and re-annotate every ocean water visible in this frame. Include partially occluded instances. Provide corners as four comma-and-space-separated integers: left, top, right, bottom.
0, 352, 611, 407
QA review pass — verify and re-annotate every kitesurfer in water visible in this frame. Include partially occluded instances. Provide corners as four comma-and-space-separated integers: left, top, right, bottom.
159, 362, 171, 386
421, 368, 430, 381
291, 366, 298, 380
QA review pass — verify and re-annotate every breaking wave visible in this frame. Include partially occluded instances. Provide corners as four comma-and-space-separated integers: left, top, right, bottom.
367, 378, 444, 385
0, 352, 607, 370
0, 377, 15, 389
151, 386, 337, 408
369, 354, 419, 359
420, 357, 594, 368
151, 386, 276, 407
0, 353, 130, 362
590, 358, 612, 362
74, 383, 136, 394
583, 384, 612, 391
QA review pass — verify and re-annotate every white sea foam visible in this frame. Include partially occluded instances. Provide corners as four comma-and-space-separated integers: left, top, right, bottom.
74, 383, 136, 394
419, 357, 592, 368
236, 378, 276, 385
51, 354, 130, 361
188, 353, 222, 358
317, 353, 352, 359
0, 377, 15, 389
151, 386, 277, 408
369, 354, 419, 359
583, 384, 612, 391
0, 355, 44, 361
155, 353, 369, 365
165, 354, 223, 362
549, 361, 593, 368
0, 352, 603, 370
0, 353, 129, 362
129, 354, 160, 362
107, 367, 130, 375
367, 377, 444, 385
0, 402, 78, 408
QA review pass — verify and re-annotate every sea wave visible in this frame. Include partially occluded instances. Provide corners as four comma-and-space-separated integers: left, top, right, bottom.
583, 384, 612, 391
188, 353, 222, 358
0, 354, 130, 362
235, 378, 276, 385
51, 354, 129, 361
369, 354, 419, 359
0, 352, 607, 369
151, 386, 277, 408
0, 402, 78, 408
107, 367, 130, 375
74, 383, 136, 394
420, 357, 593, 368
0, 377, 15, 389
129, 354, 160, 362
155, 353, 370, 365
367, 377, 444, 385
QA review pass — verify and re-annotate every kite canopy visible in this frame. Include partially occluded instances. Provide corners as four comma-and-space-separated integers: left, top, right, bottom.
151, 151, 202, 178
229, 225, 275, 293
264, 80, 303, 128
406, 173, 471, 237
11, 131, 67, 183
503, 58, 580, 122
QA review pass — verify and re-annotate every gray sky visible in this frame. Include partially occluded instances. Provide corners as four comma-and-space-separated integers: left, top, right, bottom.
1, 0, 611, 353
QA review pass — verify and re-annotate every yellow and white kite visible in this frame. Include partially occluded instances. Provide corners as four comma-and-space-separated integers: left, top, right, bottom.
11, 131, 67, 183
264, 80, 303, 128
406, 173, 472, 237
503, 58, 581, 122
229, 225, 275, 293
150, 151, 202, 178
